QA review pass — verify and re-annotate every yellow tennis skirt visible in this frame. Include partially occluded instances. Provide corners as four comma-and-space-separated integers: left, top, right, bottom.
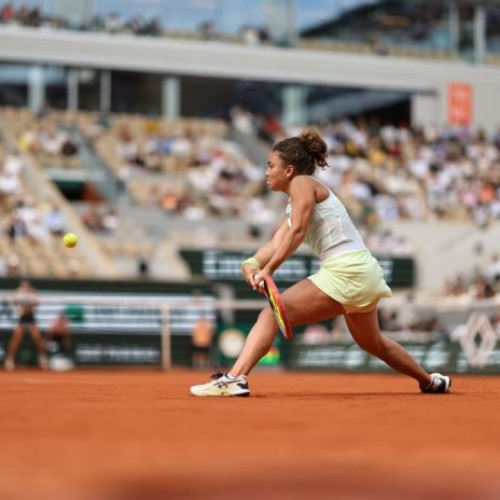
309, 249, 392, 314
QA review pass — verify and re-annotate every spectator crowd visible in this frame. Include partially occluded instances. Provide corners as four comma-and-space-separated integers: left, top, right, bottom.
84, 113, 272, 236
0, 2, 269, 46
0, 143, 71, 276
233, 110, 500, 232
0, 3, 162, 36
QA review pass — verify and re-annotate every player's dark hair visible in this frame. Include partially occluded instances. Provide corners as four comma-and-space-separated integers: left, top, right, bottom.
273, 128, 328, 175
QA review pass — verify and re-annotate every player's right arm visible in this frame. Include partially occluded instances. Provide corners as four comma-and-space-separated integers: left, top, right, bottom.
254, 219, 289, 265
242, 220, 289, 287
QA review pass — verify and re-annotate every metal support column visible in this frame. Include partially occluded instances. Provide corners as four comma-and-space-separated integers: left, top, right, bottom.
162, 76, 181, 119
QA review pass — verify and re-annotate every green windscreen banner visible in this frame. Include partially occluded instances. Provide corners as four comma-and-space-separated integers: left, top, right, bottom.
285, 340, 500, 374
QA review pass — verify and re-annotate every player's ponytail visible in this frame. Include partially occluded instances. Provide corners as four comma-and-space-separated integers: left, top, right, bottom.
298, 128, 328, 170
273, 128, 328, 175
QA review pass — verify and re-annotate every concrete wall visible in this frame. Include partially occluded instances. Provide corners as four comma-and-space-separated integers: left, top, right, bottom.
385, 221, 500, 292
1, 27, 500, 130
411, 92, 441, 129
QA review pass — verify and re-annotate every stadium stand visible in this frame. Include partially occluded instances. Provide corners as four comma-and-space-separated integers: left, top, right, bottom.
5, 103, 500, 276
234, 110, 500, 227
0, 108, 123, 279
4, 101, 500, 290
0, 132, 91, 278
0, 107, 280, 279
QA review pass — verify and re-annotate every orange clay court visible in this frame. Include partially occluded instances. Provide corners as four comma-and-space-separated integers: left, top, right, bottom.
1, 369, 500, 500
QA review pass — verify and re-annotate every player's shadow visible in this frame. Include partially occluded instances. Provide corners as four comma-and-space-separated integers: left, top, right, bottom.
255, 392, 455, 399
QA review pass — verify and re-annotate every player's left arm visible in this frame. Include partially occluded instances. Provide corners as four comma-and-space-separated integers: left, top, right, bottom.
261, 177, 315, 276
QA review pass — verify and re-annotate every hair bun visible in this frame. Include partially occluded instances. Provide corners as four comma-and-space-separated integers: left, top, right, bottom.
299, 128, 328, 168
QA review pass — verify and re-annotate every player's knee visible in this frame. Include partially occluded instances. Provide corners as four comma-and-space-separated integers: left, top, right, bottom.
13, 329, 24, 339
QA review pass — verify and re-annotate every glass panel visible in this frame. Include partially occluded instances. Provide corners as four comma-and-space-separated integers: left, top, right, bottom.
0, 63, 29, 107
486, 5, 500, 54
45, 66, 68, 110
299, 0, 451, 55
79, 69, 101, 111
111, 71, 161, 115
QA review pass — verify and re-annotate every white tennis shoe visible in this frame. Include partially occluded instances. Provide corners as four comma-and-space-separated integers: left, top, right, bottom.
420, 373, 452, 393
190, 370, 250, 397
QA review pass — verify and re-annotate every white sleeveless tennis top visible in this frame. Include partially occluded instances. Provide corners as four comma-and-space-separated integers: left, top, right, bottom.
285, 181, 365, 260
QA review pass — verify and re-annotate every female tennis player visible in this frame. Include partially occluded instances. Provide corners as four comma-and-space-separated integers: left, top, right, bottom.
190, 129, 451, 397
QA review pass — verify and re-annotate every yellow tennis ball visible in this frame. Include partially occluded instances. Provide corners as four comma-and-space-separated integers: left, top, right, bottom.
63, 233, 78, 248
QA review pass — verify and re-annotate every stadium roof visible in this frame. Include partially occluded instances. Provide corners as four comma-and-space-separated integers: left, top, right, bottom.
301, 0, 500, 37
0, 27, 499, 92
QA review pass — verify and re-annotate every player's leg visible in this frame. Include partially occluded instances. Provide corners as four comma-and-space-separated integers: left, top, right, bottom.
192, 347, 207, 371
190, 279, 344, 396
345, 308, 450, 391
230, 278, 345, 376
29, 323, 48, 369
62, 332, 71, 352
5, 325, 25, 370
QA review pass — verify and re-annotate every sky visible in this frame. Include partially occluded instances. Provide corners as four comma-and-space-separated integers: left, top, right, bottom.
8, 0, 377, 32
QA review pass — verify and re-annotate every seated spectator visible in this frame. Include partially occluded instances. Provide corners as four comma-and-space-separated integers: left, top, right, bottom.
26, 214, 50, 242
144, 152, 162, 172
105, 12, 123, 33
159, 186, 181, 213
241, 25, 260, 46
171, 133, 192, 157
0, 3, 14, 23
230, 107, 255, 135
486, 254, 500, 283
16, 197, 39, 228
469, 276, 496, 299
137, 254, 149, 279
45, 311, 71, 354
3, 150, 24, 177
102, 208, 120, 232
6, 253, 20, 276
199, 21, 217, 41
443, 274, 467, 296
60, 135, 78, 156
7, 215, 27, 241
82, 206, 104, 232
0, 171, 21, 211
117, 127, 143, 167
43, 205, 65, 236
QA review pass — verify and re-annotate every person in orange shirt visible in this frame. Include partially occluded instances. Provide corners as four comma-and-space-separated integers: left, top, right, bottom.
191, 314, 214, 370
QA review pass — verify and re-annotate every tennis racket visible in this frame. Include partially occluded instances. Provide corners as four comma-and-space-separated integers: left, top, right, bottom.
255, 275, 293, 340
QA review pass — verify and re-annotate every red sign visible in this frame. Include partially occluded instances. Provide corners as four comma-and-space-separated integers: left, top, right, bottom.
448, 83, 473, 125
